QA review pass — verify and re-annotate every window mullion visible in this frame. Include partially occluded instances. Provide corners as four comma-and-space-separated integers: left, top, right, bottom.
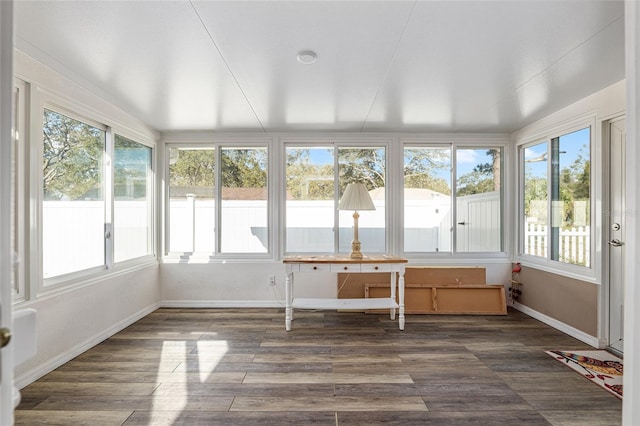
215, 144, 221, 255
333, 144, 340, 253
104, 128, 114, 269
550, 137, 560, 261
452, 145, 458, 253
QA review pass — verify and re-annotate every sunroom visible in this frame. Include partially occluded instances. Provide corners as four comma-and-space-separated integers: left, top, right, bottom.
1, 1, 639, 424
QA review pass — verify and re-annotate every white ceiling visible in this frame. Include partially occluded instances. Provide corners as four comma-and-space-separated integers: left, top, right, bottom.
15, 0, 625, 133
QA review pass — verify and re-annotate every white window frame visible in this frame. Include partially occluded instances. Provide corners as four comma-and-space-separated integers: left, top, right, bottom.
112, 132, 156, 266
516, 116, 597, 280
12, 78, 27, 302
280, 137, 391, 257
401, 138, 509, 260
40, 104, 109, 286
30, 92, 157, 294
164, 140, 272, 261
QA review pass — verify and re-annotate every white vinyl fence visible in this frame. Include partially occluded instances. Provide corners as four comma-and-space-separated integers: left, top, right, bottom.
525, 223, 590, 266
44, 201, 150, 278
44, 191, 517, 277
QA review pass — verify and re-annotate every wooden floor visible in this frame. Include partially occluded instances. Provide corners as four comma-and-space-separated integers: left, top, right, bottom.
15, 308, 622, 425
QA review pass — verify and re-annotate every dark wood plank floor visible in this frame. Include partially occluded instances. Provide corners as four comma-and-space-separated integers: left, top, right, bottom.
15, 308, 622, 425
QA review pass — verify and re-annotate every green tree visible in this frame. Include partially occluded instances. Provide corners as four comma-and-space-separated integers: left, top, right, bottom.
570, 149, 590, 200
403, 148, 451, 195
286, 148, 334, 200
221, 148, 267, 188
114, 135, 150, 199
169, 149, 215, 187
338, 147, 385, 193
456, 149, 501, 196
559, 147, 590, 226
43, 109, 104, 201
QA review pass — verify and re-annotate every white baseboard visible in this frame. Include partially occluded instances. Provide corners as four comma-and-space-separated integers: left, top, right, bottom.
14, 303, 159, 390
512, 302, 600, 348
160, 300, 284, 309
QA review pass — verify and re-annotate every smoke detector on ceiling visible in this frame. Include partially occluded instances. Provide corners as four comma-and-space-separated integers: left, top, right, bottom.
296, 50, 317, 65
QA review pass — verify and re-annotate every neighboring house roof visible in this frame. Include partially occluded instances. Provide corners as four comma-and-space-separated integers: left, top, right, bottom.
170, 186, 271, 200
170, 186, 447, 201
368, 187, 449, 201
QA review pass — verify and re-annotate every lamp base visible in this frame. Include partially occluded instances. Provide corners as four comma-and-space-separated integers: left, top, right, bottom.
350, 240, 363, 258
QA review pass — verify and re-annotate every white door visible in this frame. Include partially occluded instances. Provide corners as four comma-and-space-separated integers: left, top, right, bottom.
0, 1, 15, 424
608, 117, 626, 354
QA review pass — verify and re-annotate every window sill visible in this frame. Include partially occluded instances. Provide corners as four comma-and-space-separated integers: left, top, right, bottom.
162, 253, 276, 264
514, 255, 597, 284
33, 256, 159, 303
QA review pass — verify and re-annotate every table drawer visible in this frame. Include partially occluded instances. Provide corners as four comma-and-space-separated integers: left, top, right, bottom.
360, 263, 393, 273
331, 264, 361, 273
299, 263, 332, 272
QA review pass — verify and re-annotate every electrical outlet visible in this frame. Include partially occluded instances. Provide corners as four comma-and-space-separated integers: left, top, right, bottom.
268, 275, 276, 286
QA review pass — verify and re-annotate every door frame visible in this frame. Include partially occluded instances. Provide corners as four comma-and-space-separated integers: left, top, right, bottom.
602, 114, 626, 354
0, 0, 15, 424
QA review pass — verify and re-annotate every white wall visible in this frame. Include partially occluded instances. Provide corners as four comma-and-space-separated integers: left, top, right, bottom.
13, 50, 161, 389
160, 260, 512, 308
161, 262, 337, 306
14, 265, 159, 388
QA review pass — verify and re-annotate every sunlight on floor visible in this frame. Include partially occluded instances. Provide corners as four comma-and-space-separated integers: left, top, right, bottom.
152, 340, 187, 423
196, 340, 229, 383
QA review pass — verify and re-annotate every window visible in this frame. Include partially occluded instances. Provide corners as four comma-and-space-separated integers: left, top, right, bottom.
12, 80, 27, 299
338, 147, 386, 253
42, 108, 155, 282
285, 147, 334, 252
285, 145, 386, 254
43, 109, 106, 278
167, 145, 269, 255
521, 127, 590, 267
455, 148, 503, 252
114, 135, 153, 262
403, 147, 452, 252
168, 147, 215, 253
403, 145, 503, 254
220, 147, 268, 253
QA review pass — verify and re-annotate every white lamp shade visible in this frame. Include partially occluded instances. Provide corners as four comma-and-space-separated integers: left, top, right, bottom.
338, 183, 376, 211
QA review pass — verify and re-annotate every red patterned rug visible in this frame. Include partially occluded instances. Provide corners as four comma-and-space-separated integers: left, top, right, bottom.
545, 350, 623, 399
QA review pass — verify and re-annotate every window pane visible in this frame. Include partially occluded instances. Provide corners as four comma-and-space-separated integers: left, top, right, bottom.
403, 147, 451, 252
168, 148, 215, 253
553, 128, 590, 266
114, 135, 152, 262
12, 85, 21, 295
456, 148, 503, 252
285, 147, 335, 253
220, 147, 268, 253
338, 147, 385, 254
43, 109, 105, 278
523, 142, 549, 258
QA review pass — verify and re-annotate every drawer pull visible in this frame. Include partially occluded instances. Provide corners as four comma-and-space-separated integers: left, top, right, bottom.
313, 266, 317, 270
374, 266, 379, 270
344, 266, 348, 270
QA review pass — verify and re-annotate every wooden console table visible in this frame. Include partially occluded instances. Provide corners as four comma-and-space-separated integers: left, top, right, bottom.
283, 255, 408, 331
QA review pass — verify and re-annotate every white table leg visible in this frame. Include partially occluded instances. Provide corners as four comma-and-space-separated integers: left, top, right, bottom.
285, 271, 293, 331
398, 269, 405, 331
389, 272, 396, 320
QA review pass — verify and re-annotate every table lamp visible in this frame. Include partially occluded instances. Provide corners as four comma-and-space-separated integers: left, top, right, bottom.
338, 183, 376, 258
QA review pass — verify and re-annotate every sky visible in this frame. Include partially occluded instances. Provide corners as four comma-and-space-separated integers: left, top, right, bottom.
525, 127, 590, 178
294, 146, 489, 181
287, 136, 593, 186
